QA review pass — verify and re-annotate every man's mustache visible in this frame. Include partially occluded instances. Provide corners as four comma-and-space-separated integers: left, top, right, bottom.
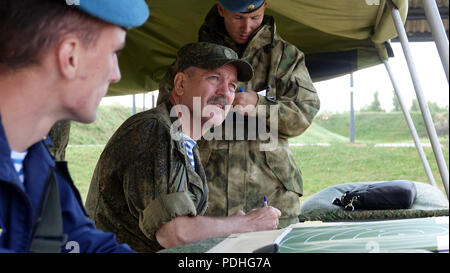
207, 96, 229, 107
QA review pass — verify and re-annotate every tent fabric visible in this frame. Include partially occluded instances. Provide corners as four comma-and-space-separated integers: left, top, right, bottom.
109, 0, 408, 96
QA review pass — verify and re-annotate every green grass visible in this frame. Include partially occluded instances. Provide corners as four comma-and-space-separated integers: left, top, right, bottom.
67, 145, 105, 202
292, 143, 449, 201
69, 104, 132, 145
65, 106, 449, 204
68, 141, 449, 203
67, 104, 133, 201
314, 111, 449, 143
289, 122, 348, 144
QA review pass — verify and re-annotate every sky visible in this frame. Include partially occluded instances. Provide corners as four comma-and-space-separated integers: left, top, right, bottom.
101, 42, 449, 113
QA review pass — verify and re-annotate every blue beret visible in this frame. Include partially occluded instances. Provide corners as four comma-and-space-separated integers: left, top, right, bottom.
218, 0, 265, 13
72, 0, 149, 28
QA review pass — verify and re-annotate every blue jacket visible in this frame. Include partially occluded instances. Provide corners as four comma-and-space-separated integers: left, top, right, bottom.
0, 117, 134, 253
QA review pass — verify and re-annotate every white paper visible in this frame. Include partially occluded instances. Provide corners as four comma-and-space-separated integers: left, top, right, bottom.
435, 216, 449, 224
436, 235, 449, 252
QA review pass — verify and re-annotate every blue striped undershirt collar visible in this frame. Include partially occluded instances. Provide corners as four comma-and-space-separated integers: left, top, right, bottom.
182, 134, 197, 170
10, 149, 28, 186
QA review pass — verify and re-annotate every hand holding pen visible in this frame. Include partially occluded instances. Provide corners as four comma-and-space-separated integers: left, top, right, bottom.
233, 88, 258, 109
233, 87, 269, 115
244, 199, 281, 230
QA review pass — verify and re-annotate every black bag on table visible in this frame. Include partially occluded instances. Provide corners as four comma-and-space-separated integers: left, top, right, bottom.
332, 181, 417, 211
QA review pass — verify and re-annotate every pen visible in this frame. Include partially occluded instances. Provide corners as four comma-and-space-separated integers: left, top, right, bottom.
264, 195, 268, 207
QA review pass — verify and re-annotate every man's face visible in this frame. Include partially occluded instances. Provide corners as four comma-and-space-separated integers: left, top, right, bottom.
67, 25, 126, 123
218, 3, 267, 45
181, 64, 238, 127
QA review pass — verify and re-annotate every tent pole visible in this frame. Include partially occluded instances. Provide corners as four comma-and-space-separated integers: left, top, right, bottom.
349, 73, 355, 143
388, 1, 449, 199
423, 0, 449, 82
383, 59, 437, 187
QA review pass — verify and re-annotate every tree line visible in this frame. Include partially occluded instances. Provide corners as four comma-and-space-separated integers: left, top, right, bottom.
361, 91, 449, 113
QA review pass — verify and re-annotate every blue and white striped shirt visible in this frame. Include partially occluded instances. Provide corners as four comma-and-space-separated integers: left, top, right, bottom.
183, 134, 197, 170
10, 150, 28, 186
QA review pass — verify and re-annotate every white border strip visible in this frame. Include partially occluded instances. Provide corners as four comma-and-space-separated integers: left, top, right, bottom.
274, 228, 292, 246
437, 235, 449, 252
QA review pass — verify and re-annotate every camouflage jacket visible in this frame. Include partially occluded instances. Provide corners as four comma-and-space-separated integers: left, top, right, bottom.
85, 101, 209, 253
157, 5, 320, 228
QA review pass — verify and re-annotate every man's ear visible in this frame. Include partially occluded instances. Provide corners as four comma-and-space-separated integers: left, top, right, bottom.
217, 3, 225, 17
173, 72, 186, 96
56, 35, 81, 80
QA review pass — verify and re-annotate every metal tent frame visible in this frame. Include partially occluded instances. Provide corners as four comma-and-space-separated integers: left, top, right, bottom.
384, 0, 449, 199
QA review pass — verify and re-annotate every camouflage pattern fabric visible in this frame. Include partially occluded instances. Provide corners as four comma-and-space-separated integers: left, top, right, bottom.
85, 101, 209, 253
48, 120, 71, 161
157, 5, 320, 228
298, 208, 449, 222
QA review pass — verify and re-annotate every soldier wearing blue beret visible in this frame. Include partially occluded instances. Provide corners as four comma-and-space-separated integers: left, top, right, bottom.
0, 0, 149, 253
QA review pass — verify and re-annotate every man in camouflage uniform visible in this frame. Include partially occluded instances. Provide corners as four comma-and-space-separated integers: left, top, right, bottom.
86, 42, 281, 253
157, 0, 320, 228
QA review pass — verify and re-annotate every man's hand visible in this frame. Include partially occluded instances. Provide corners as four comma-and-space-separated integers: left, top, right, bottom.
245, 206, 281, 231
232, 90, 258, 115
230, 206, 281, 232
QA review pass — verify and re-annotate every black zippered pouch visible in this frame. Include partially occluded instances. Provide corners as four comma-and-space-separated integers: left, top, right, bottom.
332, 180, 417, 211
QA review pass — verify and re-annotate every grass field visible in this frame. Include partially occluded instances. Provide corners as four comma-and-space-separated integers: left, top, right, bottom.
65, 105, 449, 204
292, 143, 448, 200
312, 111, 449, 143
67, 142, 449, 203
